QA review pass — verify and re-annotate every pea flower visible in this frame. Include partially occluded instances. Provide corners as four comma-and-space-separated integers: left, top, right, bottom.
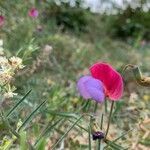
90, 62, 123, 100
77, 75, 105, 103
28, 8, 39, 18
0, 15, 4, 27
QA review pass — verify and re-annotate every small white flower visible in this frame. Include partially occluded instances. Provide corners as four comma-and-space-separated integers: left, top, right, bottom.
9, 56, 24, 69
0, 70, 12, 85
3, 91, 18, 99
0, 56, 9, 68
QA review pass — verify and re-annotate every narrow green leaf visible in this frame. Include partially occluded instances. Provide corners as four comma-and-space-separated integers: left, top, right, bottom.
0, 110, 20, 138
20, 131, 27, 150
51, 115, 83, 149
81, 100, 90, 111
104, 128, 134, 149
113, 128, 134, 142
6, 90, 32, 117
18, 100, 46, 132
34, 118, 64, 146
104, 139, 126, 150
36, 138, 46, 150
94, 102, 98, 113
98, 113, 104, 150
104, 139, 125, 150
45, 110, 79, 119
68, 119, 88, 132
88, 125, 92, 150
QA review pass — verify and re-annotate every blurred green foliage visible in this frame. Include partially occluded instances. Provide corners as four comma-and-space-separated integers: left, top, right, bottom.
107, 5, 150, 40
0, 0, 150, 149
43, 1, 89, 33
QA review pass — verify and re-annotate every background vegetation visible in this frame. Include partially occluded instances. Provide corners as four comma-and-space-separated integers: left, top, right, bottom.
0, 0, 150, 149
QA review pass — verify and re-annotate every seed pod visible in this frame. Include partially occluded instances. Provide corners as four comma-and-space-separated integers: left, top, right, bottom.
123, 64, 150, 87
132, 66, 150, 87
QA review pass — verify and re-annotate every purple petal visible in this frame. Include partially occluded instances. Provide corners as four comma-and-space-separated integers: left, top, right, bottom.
77, 75, 105, 102
86, 87, 105, 103
77, 76, 91, 99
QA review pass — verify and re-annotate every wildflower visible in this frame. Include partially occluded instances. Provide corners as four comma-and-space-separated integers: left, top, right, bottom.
28, 8, 39, 18
3, 91, 17, 99
77, 75, 105, 103
0, 70, 12, 84
9, 56, 24, 69
0, 15, 4, 27
90, 62, 123, 100
0, 56, 9, 68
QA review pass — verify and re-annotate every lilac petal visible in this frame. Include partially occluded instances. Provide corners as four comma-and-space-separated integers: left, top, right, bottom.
77, 76, 91, 99
77, 75, 105, 102
86, 87, 105, 103
85, 77, 105, 103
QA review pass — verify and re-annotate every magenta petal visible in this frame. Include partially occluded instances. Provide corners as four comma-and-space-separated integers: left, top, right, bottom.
0, 15, 4, 27
28, 8, 39, 18
77, 75, 105, 103
90, 62, 124, 101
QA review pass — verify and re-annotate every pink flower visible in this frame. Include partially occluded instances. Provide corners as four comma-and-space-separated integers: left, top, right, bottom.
28, 8, 39, 18
90, 62, 123, 101
0, 15, 4, 27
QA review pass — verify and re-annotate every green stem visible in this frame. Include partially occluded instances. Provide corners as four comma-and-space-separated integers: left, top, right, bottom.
88, 125, 92, 150
100, 113, 104, 130
98, 114, 104, 150
104, 99, 107, 113
105, 101, 114, 139
94, 102, 98, 113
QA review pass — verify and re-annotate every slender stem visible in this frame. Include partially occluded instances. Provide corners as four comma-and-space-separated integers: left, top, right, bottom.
105, 101, 114, 139
82, 100, 90, 112
98, 113, 104, 150
94, 102, 98, 113
88, 125, 92, 150
97, 139, 101, 150
100, 113, 104, 130
104, 99, 107, 113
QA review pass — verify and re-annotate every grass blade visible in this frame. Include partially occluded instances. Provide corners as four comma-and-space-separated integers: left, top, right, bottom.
45, 110, 79, 119
104, 128, 134, 149
18, 100, 46, 132
113, 128, 134, 142
34, 118, 64, 146
88, 125, 92, 150
97, 113, 104, 150
104, 139, 126, 150
51, 115, 83, 149
6, 90, 32, 117
0, 110, 20, 138
68, 119, 88, 132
